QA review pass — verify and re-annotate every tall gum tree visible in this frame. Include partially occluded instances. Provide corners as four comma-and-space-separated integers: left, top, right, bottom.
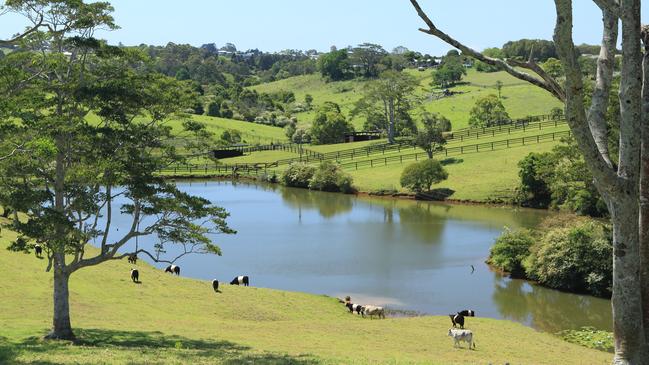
408, 0, 646, 363
0, 1, 235, 340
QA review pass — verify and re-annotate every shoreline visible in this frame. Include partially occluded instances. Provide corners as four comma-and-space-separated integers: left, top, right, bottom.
165, 173, 545, 211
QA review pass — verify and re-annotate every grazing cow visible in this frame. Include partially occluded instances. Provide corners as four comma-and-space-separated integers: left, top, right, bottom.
130, 269, 139, 283
449, 313, 465, 329
165, 265, 180, 276
230, 275, 249, 286
345, 302, 363, 315
212, 279, 220, 293
448, 328, 476, 349
127, 254, 137, 264
458, 309, 475, 317
34, 244, 43, 258
361, 305, 385, 319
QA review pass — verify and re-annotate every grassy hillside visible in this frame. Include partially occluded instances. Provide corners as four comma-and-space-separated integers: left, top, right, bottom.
0, 225, 610, 364
169, 114, 287, 145
251, 69, 562, 130
349, 142, 558, 201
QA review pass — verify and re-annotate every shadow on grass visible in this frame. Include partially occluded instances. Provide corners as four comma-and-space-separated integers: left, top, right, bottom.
1, 328, 320, 364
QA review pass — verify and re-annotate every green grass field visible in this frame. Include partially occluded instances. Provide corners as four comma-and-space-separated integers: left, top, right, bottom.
251, 69, 562, 130
348, 142, 558, 201
0, 225, 610, 364
169, 114, 288, 145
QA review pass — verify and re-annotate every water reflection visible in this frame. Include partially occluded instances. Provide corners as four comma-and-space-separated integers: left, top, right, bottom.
492, 272, 612, 332
279, 186, 353, 219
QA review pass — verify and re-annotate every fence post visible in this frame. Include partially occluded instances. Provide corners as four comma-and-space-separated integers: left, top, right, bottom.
507, 140, 509, 148
491, 142, 494, 150
400, 155, 403, 163
370, 160, 373, 167
476, 144, 479, 152
552, 132, 555, 141
537, 135, 540, 143
416, 154, 418, 161
385, 157, 387, 165
355, 162, 358, 170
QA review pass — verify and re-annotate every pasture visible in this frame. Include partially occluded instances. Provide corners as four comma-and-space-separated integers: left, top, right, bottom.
0, 225, 609, 364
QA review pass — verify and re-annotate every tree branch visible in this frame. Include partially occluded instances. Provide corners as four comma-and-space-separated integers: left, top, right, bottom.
587, 8, 618, 167
592, 0, 620, 16
408, 0, 566, 101
552, 0, 622, 192
0, 14, 44, 46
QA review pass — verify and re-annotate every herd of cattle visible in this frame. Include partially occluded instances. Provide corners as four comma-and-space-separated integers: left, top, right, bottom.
123, 253, 477, 350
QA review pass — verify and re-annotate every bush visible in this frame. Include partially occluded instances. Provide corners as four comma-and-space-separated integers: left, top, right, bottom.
524, 220, 612, 297
400, 159, 448, 193
280, 163, 315, 188
308, 161, 355, 193
488, 228, 535, 277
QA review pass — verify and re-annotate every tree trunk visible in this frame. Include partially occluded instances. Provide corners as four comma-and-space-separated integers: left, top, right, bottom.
387, 98, 395, 144
609, 194, 646, 365
46, 258, 74, 340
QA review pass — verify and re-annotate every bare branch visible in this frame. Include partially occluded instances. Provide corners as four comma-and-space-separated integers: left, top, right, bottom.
409, 0, 566, 101
552, 0, 621, 190
0, 14, 44, 46
587, 8, 618, 167
592, 0, 620, 16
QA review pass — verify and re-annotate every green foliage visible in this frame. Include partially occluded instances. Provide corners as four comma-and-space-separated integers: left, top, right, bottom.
558, 327, 614, 353
431, 54, 466, 87
468, 94, 510, 127
516, 152, 554, 208
317, 49, 350, 81
524, 220, 612, 297
308, 161, 355, 193
541, 58, 564, 78
515, 141, 607, 217
352, 70, 418, 143
502, 39, 557, 61
349, 43, 387, 78
309, 102, 354, 145
280, 163, 316, 188
220, 129, 241, 145
415, 112, 450, 158
206, 101, 221, 117
488, 228, 535, 277
400, 159, 448, 193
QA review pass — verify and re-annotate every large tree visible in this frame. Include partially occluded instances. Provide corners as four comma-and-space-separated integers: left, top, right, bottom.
408, 0, 647, 363
0, 1, 234, 340
352, 70, 418, 143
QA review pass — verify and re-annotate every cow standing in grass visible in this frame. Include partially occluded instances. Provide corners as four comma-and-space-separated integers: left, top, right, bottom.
165, 265, 180, 276
230, 275, 249, 286
130, 269, 139, 283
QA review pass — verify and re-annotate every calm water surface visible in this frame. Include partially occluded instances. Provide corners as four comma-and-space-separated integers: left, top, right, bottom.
111, 180, 612, 333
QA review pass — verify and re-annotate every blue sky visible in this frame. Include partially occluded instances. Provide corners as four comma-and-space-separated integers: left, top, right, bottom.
1, 1, 648, 54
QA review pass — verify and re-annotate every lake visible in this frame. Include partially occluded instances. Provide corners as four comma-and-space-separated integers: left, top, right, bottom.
109, 180, 612, 334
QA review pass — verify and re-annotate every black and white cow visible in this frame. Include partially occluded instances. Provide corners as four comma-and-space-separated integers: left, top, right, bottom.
34, 244, 43, 258
230, 275, 249, 286
127, 254, 137, 264
458, 309, 475, 317
130, 269, 139, 283
212, 279, 220, 293
165, 265, 180, 276
449, 313, 465, 329
345, 302, 363, 315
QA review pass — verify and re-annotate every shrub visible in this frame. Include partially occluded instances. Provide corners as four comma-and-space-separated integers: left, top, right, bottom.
400, 159, 448, 193
309, 102, 354, 145
308, 161, 355, 193
280, 163, 315, 188
524, 220, 612, 297
488, 228, 535, 277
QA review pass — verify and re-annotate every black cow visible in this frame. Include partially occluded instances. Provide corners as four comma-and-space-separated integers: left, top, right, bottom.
458, 309, 476, 317
345, 302, 363, 315
127, 254, 137, 264
165, 265, 180, 276
212, 279, 220, 293
130, 269, 139, 283
34, 244, 43, 258
449, 313, 465, 329
230, 275, 249, 286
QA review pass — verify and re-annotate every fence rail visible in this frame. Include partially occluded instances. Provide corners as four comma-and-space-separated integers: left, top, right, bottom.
446, 118, 567, 143
163, 130, 572, 175
338, 130, 572, 171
